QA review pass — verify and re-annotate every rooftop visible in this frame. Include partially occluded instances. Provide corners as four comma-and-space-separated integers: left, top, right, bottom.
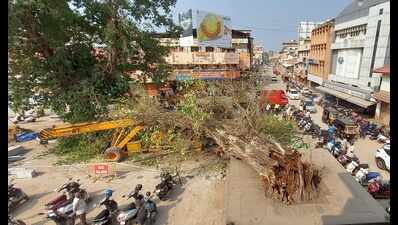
335, 0, 389, 25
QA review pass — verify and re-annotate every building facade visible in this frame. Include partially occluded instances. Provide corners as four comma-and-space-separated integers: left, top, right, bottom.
316, 0, 390, 112
298, 21, 322, 40
372, 65, 389, 125
296, 38, 311, 85
307, 19, 334, 87
155, 29, 253, 80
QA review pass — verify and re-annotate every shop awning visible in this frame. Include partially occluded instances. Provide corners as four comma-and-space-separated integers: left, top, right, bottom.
373, 65, 390, 75
316, 86, 376, 108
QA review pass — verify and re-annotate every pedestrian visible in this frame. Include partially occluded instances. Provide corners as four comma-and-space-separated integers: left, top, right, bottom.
299, 103, 304, 112
72, 191, 88, 225
266, 104, 271, 113
359, 122, 367, 139
286, 106, 291, 120
341, 138, 348, 154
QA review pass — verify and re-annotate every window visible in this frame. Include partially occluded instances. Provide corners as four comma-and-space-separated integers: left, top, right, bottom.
205, 47, 214, 52
379, 8, 383, 15
191, 46, 199, 52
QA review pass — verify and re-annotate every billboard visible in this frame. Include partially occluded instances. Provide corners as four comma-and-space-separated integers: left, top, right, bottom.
196, 10, 232, 48
178, 9, 194, 46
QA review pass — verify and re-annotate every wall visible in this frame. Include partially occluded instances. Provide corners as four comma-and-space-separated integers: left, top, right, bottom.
359, 1, 390, 83
329, 1, 390, 91
308, 21, 334, 83
380, 76, 390, 92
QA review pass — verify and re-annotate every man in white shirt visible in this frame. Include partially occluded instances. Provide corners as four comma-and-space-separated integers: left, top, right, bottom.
305, 110, 311, 118
72, 191, 88, 225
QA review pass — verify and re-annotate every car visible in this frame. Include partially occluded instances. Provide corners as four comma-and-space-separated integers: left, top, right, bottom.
303, 99, 317, 113
301, 87, 312, 95
287, 89, 299, 100
375, 144, 390, 171
271, 76, 278, 82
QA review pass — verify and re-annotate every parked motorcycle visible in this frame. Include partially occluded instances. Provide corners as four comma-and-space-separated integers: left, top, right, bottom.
155, 171, 177, 201
368, 180, 390, 199
45, 178, 90, 211
354, 169, 381, 186
326, 141, 342, 157
92, 194, 118, 225
8, 215, 26, 225
337, 153, 359, 167
8, 183, 29, 211
117, 185, 145, 225
47, 200, 75, 225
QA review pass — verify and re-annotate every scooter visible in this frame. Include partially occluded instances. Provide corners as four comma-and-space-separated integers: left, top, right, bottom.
376, 133, 389, 143
92, 197, 119, 225
47, 200, 75, 225
8, 183, 29, 211
368, 180, 390, 199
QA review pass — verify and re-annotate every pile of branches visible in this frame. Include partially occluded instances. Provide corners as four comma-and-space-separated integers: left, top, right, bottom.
124, 77, 322, 204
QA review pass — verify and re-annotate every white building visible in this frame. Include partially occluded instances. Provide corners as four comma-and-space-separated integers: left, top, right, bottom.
317, 0, 390, 112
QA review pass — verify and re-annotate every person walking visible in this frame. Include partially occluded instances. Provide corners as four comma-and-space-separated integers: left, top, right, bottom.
72, 191, 88, 225
305, 110, 311, 119
359, 121, 367, 139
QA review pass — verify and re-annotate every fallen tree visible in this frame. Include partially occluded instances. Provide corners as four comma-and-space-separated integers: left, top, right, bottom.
118, 77, 322, 204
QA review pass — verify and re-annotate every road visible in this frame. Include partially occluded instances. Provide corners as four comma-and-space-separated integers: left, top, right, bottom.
261, 66, 389, 208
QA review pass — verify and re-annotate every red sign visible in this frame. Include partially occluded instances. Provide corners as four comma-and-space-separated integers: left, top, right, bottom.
94, 164, 109, 175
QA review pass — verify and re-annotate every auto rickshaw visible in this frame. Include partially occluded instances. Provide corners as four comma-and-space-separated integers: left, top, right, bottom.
322, 107, 339, 125
332, 116, 359, 141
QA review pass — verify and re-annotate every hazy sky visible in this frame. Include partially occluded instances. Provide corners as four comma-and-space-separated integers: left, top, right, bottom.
172, 0, 351, 51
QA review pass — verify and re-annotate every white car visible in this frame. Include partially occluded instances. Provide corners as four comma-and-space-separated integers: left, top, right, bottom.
287, 89, 299, 100
375, 144, 390, 171
301, 87, 311, 95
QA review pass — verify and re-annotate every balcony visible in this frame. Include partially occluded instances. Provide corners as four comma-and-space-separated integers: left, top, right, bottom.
331, 39, 365, 50
165, 52, 240, 65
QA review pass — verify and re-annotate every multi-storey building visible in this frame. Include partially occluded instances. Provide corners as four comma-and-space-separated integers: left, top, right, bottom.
296, 38, 311, 85
307, 19, 334, 87
316, 0, 390, 113
154, 29, 253, 80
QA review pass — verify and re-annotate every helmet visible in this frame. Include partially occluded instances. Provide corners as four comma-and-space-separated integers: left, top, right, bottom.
104, 189, 113, 198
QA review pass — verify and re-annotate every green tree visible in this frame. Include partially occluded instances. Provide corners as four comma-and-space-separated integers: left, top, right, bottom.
8, 0, 181, 122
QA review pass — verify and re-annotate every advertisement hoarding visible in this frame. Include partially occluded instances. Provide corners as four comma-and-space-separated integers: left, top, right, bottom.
178, 9, 194, 47
196, 10, 232, 48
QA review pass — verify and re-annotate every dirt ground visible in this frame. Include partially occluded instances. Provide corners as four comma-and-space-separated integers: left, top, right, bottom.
9, 114, 226, 225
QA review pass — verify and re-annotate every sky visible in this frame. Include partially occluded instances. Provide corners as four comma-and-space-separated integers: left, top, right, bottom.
172, 0, 351, 51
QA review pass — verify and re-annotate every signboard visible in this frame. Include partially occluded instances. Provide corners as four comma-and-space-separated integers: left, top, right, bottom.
93, 164, 109, 175
196, 10, 232, 48
179, 9, 194, 46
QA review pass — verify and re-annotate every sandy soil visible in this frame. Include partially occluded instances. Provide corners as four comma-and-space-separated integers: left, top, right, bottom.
9, 114, 226, 225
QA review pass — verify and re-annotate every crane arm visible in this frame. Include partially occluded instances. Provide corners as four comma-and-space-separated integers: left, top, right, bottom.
39, 119, 136, 141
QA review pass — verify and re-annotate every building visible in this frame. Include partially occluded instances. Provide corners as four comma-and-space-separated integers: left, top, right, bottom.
253, 45, 264, 65
280, 40, 298, 57
307, 19, 335, 87
316, 0, 390, 113
154, 29, 254, 80
296, 37, 311, 85
298, 21, 322, 40
372, 65, 390, 125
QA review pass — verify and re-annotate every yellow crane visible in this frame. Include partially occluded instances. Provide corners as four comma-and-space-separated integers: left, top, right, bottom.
38, 119, 145, 162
